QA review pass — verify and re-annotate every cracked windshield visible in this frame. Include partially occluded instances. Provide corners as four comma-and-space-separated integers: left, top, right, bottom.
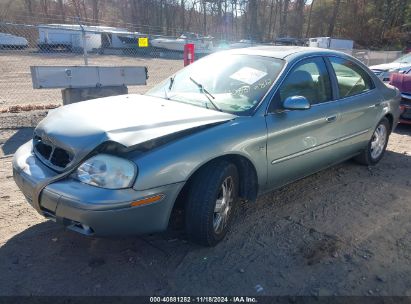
147, 53, 284, 115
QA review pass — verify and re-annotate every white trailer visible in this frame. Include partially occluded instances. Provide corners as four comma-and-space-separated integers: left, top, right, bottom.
38, 24, 145, 51
37, 24, 118, 52
309, 37, 354, 51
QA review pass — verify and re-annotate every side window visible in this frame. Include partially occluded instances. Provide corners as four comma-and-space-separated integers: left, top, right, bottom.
329, 57, 374, 98
279, 57, 332, 106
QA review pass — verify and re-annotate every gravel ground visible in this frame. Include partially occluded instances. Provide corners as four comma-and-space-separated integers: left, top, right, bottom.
0, 111, 410, 296
0, 51, 183, 109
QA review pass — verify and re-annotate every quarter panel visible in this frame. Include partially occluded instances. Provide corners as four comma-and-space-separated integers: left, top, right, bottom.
380, 84, 401, 127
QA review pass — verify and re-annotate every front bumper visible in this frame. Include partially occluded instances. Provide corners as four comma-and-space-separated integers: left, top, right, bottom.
13, 141, 184, 236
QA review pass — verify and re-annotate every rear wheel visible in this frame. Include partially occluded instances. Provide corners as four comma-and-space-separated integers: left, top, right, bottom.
185, 160, 239, 246
355, 117, 390, 166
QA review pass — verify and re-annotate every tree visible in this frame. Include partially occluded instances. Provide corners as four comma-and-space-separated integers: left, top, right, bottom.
279, 0, 290, 37
24, 0, 34, 15
57, 0, 65, 21
305, 0, 315, 37
40, 0, 50, 17
91, 0, 99, 24
248, 0, 258, 40
202, 0, 207, 35
181, 0, 185, 30
328, 0, 341, 37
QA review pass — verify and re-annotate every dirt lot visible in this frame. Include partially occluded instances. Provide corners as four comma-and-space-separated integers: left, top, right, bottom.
0, 111, 411, 296
0, 51, 183, 109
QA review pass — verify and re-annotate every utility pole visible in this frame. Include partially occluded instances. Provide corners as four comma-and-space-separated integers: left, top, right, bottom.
77, 17, 89, 66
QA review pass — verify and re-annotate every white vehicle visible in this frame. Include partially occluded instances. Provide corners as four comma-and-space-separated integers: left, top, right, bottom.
37, 24, 115, 52
151, 33, 213, 53
309, 37, 354, 51
0, 33, 28, 48
369, 53, 411, 82
228, 39, 259, 49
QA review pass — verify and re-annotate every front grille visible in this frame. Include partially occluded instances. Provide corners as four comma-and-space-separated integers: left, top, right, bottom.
35, 137, 52, 159
50, 146, 72, 167
33, 135, 73, 169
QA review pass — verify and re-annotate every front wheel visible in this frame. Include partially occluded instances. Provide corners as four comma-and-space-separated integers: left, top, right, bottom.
185, 160, 239, 246
355, 117, 390, 166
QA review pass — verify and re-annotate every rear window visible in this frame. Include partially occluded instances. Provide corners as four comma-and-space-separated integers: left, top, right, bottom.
329, 57, 374, 98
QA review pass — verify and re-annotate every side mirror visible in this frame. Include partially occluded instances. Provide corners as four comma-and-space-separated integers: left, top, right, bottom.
283, 96, 311, 110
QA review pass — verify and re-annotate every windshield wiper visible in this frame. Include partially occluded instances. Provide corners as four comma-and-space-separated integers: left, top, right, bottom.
163, 76, 175, 100
169, 76, 175, 90
189, 77, 222, 112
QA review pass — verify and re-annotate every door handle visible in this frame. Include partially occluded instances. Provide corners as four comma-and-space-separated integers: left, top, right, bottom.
326, 115, 337, 123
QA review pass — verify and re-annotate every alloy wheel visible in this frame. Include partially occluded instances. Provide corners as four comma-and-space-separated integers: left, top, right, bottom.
370, 124, 387, 159
213, 176, 234, 234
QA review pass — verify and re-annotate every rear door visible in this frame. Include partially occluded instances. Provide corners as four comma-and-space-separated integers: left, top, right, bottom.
326, 56, 382, 156
265, 56, 343, 189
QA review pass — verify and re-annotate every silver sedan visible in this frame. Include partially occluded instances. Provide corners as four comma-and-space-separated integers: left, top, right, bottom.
13, 47, 401, 246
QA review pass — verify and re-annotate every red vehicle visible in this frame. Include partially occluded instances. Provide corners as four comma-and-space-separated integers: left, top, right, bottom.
390, 69, 411, 124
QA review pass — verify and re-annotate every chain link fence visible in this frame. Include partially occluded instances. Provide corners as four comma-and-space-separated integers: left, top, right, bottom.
0, 21, 186, 109
352, 49, 403, 66
0, 20, 406, 110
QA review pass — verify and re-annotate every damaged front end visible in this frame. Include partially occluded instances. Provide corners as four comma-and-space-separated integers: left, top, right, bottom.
13, 138, 185, 236
13, 94, 236, 236
13, 123, 233, 237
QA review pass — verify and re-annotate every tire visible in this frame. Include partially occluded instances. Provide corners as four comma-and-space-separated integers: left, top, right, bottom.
185, 160, 239, 246
355, 117, 390, 166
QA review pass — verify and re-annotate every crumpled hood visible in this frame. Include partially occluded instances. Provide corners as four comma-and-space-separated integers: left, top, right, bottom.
34, 94, 235, 164
369, 62, 410, 72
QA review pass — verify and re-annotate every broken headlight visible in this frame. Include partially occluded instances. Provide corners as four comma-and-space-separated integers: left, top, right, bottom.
73, 154, 137, 189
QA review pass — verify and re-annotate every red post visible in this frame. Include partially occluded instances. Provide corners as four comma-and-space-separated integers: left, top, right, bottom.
184, 43, 195, 66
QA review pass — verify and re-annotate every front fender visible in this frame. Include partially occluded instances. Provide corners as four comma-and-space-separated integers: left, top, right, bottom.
131, 116, 268, 192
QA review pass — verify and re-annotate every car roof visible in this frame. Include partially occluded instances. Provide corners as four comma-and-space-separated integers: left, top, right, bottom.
224, 46, 347, 61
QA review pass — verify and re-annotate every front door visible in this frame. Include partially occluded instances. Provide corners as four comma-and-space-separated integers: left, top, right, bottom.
265, 57, 342, 190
